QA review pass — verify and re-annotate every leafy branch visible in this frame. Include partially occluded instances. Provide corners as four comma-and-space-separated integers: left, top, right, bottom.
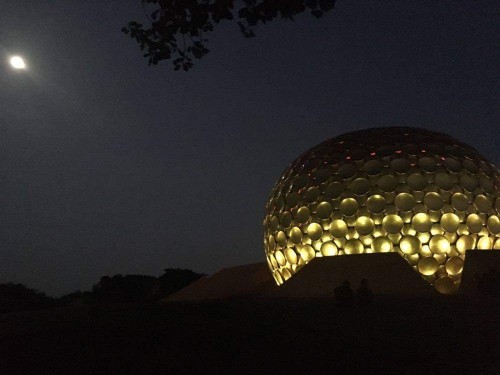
122, 0, 336, 71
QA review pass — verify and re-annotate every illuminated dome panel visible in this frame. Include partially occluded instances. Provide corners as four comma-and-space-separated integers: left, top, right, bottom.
263, 127, 500, 294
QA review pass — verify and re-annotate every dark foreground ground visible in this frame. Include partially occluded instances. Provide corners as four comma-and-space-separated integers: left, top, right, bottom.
0, 296, 499, 374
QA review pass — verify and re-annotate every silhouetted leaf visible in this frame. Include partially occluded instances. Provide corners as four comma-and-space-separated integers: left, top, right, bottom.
123, 0, 336, 71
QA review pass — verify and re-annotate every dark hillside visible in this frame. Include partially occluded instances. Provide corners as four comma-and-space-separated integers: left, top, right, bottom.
0, 296, 499, 374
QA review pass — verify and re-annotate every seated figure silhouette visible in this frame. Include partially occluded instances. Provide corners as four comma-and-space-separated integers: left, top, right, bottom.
356, 278, 373, 305
334, 281, 353, 305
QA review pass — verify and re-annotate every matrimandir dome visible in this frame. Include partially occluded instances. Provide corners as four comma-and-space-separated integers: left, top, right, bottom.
263, 127, 500, 294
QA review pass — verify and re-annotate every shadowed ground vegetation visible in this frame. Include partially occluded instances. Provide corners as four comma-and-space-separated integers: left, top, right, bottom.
0, 295, 499, 374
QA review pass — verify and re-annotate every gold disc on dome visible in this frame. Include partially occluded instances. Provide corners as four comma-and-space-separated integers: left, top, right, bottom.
463, 160, 479, 173
305, 186, 320, 203
325, 182, 344, 198
338, 164, 357, 178
429, 235, 450, 254
276, 231, 287, 247
405, 253, 420, 266
329, 219, 348, 238
400, 235, 421, 255
371, 237, 393, 253
382, 214, 404, 234
285, 248, 298, 264
456, 235, 475, 254
299, 245, 315, 262
355, 216, 375, 236
286, 192, 300, 208
434, 173, 453, 191
430, 223, 443, 235
395, 193, 416, 212
487, 216, 500, 235
273, 270, 283, 284
293, 174, 309, 189
474, 195, 491, 213
281, 268, 292, 281
466, 214, 483, 233
316, 201, 333, 220
269, 216, 279, 232
417, 232, 431, 244
407, 173, 427, 191
434, 276, 457, 294
451, 193, 469, 212
269, 255, 278, 270
391, 158, 411, 173
296, 206, 311, 224
280, 211, 293, 228
290, 227, 303, 244
412, 213, 432, 232
435, 253, 448, 266
340, 198, 359, 217
344, 239, 364, 254
418, 157, 438, 172
307, 223, 323, 241
367, 195, 386, 213
275, 250, 286, 266
364, 160, 383, 175
314, 168, 331, 182
274, 197, 285, 212
477, 236, 493, 250
351, 178, 371, 195
445, 256, 464, 275
443, 157, 462, 173
480, 176, 494, 193
267, 235, 276, 251
460, 174, 478, 192
441, 213, 460, 233
424, 192, 444, 211
378, 175, 399, 192
320, 242, 338, 256
418, 256, 439, 276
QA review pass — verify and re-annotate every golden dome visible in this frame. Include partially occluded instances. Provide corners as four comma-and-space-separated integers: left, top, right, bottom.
263, 127, 500, 294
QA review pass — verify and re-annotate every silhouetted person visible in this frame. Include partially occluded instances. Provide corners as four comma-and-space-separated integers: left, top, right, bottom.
334, 281, 353, 305
356, 279, 373, 305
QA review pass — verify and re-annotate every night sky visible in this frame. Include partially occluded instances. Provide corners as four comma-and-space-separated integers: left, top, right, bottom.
1, 1, 498, 296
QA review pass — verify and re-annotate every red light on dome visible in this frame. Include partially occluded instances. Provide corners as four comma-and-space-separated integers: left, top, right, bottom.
370, 152, 376, 156
396, 150, 402, 154
345, 156, 351, 160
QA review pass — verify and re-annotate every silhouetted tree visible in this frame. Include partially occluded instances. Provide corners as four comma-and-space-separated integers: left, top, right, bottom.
123, 0, 336, 70
59, 290, 93, 307
0, 283, 56, 313
92, 274, 160, 303
159, 268, 204, 296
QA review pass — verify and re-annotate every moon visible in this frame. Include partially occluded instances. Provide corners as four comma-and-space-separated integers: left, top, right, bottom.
9, 56, 27, 70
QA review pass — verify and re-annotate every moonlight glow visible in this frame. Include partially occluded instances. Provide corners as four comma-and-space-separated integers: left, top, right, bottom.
9, 56, 26, 70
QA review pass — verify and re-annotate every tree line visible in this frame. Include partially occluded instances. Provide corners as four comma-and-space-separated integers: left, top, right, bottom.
0, 268, 204, 313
